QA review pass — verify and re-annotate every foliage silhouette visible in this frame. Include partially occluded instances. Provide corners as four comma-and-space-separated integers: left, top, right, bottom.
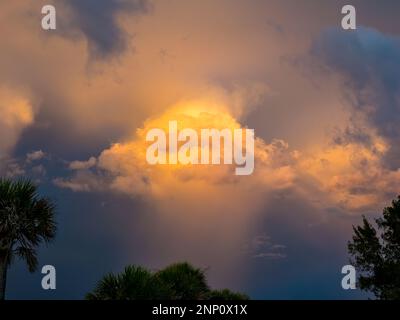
348, 196, 400, 300
0, 178, 56, 300
86, 265, 171, 300
155, 262, 209, 300
87, 262, 249, 300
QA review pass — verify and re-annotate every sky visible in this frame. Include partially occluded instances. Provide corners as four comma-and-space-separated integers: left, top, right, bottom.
1, 0, 400, 299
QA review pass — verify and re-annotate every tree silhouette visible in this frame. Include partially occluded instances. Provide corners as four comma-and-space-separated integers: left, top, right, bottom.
348, 196, 400, 299
87, 262, 249, 300
86, 265, 171, 300
0, 179, 56, 300
155, 262, 209, 300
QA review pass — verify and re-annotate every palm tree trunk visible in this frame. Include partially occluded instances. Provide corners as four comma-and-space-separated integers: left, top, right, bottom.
0, 255, 7, 300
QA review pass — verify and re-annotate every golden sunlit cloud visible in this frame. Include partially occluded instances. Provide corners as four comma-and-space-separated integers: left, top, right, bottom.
55, 98, 297, 201
300, 136, 400, 211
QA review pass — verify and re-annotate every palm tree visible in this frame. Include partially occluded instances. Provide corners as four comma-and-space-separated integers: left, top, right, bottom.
155, 262, 209, 300
87, 262, 249, 300
86, 265, 172, 300
0, 178, 56, 300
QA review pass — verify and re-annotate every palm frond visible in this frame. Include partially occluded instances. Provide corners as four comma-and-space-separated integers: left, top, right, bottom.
0, 178, 56, 273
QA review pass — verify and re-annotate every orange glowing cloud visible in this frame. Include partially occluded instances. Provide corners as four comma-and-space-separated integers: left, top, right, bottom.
54, 98, 298, 230
298, 134, 400, 211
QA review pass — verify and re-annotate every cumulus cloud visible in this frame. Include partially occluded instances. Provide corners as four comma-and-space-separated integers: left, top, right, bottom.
69, 157, 97, 170
298, 137, 400, 211
26, 150, 45, 162
55, 99, 297, 197
54, 170, 107, 192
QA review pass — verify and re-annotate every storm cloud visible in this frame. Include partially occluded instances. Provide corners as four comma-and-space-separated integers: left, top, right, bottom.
311, 27, 400, 170
60, 0, 150, 58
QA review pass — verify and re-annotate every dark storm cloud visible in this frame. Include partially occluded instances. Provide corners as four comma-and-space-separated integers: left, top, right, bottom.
61, 0, 150, 58
311, 27, 400, 169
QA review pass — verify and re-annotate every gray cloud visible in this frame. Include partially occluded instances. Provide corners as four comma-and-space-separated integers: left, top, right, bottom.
311, 27, 400, 169
60, 0, 150, 58
242, 234, 287, 260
